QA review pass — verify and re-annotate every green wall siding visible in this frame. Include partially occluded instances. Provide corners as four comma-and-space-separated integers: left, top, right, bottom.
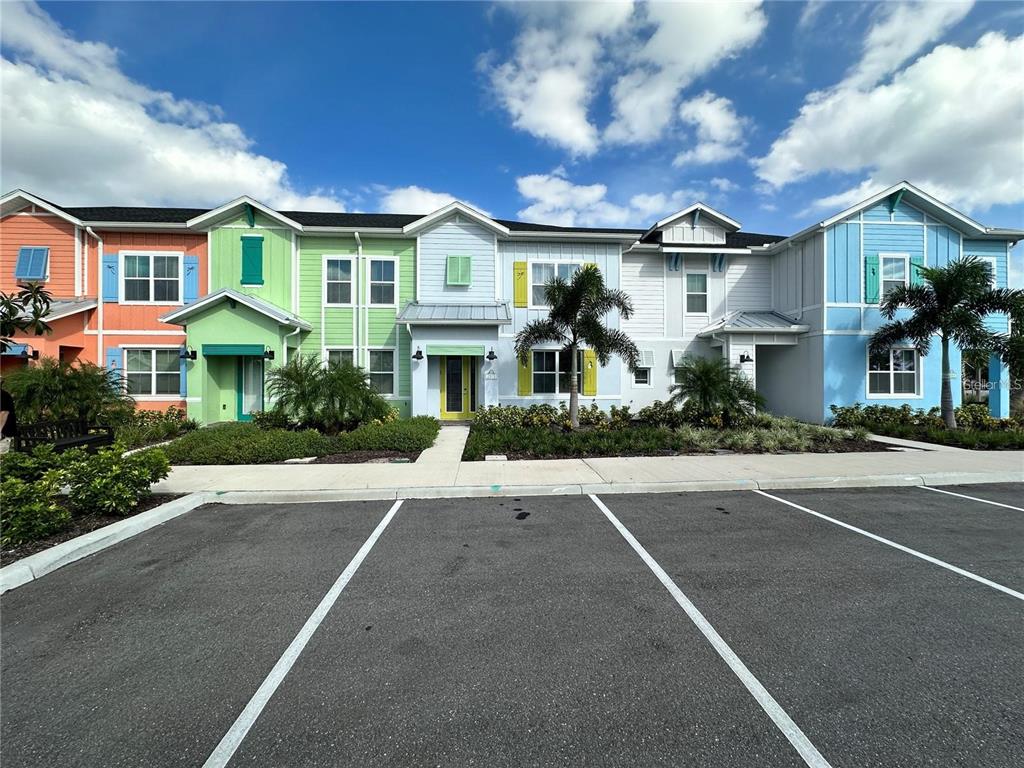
210, 222, 293, 310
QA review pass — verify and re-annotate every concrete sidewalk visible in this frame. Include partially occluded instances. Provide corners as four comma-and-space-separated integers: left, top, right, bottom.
153, 439, 1023, 499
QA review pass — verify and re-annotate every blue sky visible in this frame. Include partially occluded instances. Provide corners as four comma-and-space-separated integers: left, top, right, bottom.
1, 1, 1022, 274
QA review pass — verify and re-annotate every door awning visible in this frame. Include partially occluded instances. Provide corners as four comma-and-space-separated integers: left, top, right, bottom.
697, 311, 809, 337
398, 302, 511, 325
202, 344, 265, 356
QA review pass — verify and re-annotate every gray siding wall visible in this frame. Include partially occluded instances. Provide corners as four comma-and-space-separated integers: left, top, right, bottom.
621, 253, 665, 337
724, 256, 772, 312
418, 214, 495, 303
756, 337, 825, 423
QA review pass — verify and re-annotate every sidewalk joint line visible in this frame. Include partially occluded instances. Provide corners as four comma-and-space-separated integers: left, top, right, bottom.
588, 494, 833, 768
919, 485, 1023, 512
753, 490, 1024, 601
202, 499, 404, 768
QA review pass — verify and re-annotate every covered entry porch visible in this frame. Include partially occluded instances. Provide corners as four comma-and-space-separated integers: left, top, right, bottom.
695, 311, 810, 392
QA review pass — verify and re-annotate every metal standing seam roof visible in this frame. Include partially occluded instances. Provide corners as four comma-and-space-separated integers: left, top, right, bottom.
698, 311, 810, 336
18, 297, 98, 321
160, 288, 312, 330
397, 302, 512, 324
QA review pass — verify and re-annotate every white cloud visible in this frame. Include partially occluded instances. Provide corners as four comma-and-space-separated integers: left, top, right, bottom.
515, 169, 703, 228
711, 177, 739, 193
485, 2, 766, 154
0, 2, 345, 210
376, 185, 489, 215
755, 31, 1024, 212
673, 92, 747, 166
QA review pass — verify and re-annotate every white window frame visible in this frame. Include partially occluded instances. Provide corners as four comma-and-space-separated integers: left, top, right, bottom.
531, 348, 584, 395
119, 250, 184, 306
685, 271, 708, 315
975, 256, 998, 288
122, 345, 181, 400
324, 347, 355, 367
323, 255, 355, 307
367, 346, 397, 397
866, 346, 922, 399
879, 252, 910, 301
368, 257, 398, 307
528, 260, 585, 310
632, 368, 652, 387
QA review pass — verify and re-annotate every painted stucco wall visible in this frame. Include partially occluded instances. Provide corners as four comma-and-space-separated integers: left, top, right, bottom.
756, 337, 825, 424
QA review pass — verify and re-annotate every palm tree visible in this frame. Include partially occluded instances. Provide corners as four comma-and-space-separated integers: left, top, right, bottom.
669, 355, 764, 425
515, 264, 640, 428
869, 257, 1022, 429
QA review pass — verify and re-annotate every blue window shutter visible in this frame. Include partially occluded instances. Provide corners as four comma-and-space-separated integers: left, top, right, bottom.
241, 237, 264, 285
183, 255, 199, 303
14, 247, 49, 280
179, 353, 188, 397
105, 347, 121, 372
102, 254, 119, 301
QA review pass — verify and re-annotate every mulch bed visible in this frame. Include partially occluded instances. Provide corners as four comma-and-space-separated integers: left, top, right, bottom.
0, 493, 184, 566
497, 438, 890, 461
308, 450, 421, 464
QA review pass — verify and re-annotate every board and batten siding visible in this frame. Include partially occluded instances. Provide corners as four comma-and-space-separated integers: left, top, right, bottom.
662, 212, 726, 244
620, 254, 664, 337
418, 215, 495, 303
724, 256, 772, 312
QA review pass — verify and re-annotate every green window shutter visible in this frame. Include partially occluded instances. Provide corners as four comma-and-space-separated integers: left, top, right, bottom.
910, 254, 924, 286
864, 254, 879, 304
517, 352, 532, 395
582, 349, 597, 396
513, 261, 528, 307
447, 255, 471, 286
241, 236, 264, 285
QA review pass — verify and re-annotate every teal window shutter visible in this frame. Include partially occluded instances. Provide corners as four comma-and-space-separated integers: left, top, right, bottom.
864, 254, 879, 304
909, 254, 924, 286
102, 254, 119, 301
241, 236, 264, 285
14, 247, 49, 280
446, 255, 471, 286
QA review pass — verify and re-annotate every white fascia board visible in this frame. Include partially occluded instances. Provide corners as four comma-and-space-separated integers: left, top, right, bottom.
301, 226, 406, 236
818, 181, 988, 234
646, 202, 742, 235
161, 290, 312, 330
1, 189, 83, 226
662, 246, 752, 254
47, 300, 98, 321
185, 196, 303, 231
77, 222, 190, 231
402, 201, 510, 236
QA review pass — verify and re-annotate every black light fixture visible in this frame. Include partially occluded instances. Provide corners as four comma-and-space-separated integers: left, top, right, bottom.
485, 347, 497, 361
263, 349, 275, 361
412, 347, 424, 360
179, 345, 197, 361
739, 353, 753, 364
26, 345, 40, 360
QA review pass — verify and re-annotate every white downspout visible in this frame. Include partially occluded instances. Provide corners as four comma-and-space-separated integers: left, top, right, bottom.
284, 325, 301, 365
354, 231, 364, 367
85, 227, 104, 362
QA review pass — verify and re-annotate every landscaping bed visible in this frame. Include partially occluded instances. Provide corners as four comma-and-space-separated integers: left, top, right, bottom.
307, 450, 418, 464
830, 404, 1024, 450
463, 404, 881, 461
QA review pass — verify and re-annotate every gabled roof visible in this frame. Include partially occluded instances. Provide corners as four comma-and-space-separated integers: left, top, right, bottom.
1, 189, 83, 227
402, 201, 510, 236
644, 203, 741, 238
160, 288, 311, 330
698, 311, 809, 336
186, 196, 303, 231
645, 230, 786, 250
397, 301, 512, 325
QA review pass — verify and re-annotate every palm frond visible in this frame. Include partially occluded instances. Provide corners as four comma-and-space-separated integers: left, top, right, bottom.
514, 319, 564, 363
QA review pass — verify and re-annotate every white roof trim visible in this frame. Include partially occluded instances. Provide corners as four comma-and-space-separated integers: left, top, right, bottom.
402, 201, 510, 236
160, 288, 312, 330
819, 181, 987, 233
46, 299, 98, 321
648, 202, 741, 234
185, 196, 303, 231
1, 189, 83, 226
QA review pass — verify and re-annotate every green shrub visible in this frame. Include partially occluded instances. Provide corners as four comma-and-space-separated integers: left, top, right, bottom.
636, 400, 683, 428
5, 357, 135, 425
669, 355, 764, 426
609, 405, 633, 429
328, 417, 440, 453
114, 406, 199, 449
62, 446, 170, 516
250, 409, 293, 430
0, 444, 62, 482
0, 472, 69, 547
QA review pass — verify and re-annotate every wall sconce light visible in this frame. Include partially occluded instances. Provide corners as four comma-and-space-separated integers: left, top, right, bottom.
412, 347, 424, 360
263, 349, 275, 361
739, 353, 753, 364
486, 348, 497, 361
179, 346, 197, 361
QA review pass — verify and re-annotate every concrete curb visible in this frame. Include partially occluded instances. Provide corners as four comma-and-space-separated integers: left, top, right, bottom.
0, 492, 209, 594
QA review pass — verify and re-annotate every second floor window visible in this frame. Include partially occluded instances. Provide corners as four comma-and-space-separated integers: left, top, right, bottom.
124, 252, 180, 303
685, 273, 707, 313
370, 260, 395, 305
531, 262, 580, 307
881, 255, 909, 299
325, 259, 353, 304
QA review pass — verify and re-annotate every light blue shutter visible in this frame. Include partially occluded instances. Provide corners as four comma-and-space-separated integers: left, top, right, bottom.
14, 247, 48, 280
183, 255, 199, 303
102, 254, 119, 301
105, 347, 121, 371
179, 353, 188, 397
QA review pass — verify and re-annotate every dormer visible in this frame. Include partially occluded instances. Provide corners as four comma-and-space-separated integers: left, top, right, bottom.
642, 203, 740, 246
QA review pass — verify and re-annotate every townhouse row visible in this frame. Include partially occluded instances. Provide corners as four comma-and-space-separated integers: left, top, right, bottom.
1, 182, 1018, 424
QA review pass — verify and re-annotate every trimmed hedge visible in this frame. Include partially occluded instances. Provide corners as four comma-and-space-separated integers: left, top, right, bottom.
163, 417, 440, 465
829, 403, 1024, 450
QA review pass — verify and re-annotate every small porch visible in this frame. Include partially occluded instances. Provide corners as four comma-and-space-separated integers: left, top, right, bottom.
695, 311, 810, 391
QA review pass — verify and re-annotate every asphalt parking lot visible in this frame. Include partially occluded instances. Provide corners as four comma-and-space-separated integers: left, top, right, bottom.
2, 483, 1022, 767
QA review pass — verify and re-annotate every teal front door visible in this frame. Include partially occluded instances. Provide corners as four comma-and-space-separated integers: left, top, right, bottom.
237, 356, 264, 421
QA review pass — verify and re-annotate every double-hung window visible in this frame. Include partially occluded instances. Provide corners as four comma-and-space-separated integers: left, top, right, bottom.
327, 348, 355, 367
123, 252, 181, 303
531, 262, 581, 307
685, 273, 708, 313
880, 254, 909, 299
532, 349, 583, 394
369, 260, 396, 305
368, 349, 395, 394
868, 347, 919, 396
125, 349, 179, 396
633, 350, 655, 386
325, 258, 353, 305
14, 247, 49, 281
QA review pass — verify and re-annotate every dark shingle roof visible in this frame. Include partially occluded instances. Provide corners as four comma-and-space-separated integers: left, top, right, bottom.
62, 206, 207, 223
280, 211, 420, 228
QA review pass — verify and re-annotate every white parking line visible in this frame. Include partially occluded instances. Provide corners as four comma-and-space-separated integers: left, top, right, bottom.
203, 499, 404, 768
589, 494, 833, 768
920, 485, 1024, 512
754, 490, 1024, 601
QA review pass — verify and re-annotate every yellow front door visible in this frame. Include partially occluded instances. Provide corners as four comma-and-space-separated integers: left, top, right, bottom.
440, 356, 473, 420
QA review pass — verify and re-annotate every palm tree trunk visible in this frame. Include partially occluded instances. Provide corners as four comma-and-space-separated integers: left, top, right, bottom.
569, 344, 579, 429
941, 335, 957, 429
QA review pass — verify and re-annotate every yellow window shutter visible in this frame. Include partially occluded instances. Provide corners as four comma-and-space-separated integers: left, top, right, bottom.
582, 349, 597, 396
518, 352, 532, 395
513, 261, 528, 307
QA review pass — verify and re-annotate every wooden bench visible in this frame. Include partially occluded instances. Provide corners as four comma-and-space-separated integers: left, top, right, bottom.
13, 420, 115, 453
